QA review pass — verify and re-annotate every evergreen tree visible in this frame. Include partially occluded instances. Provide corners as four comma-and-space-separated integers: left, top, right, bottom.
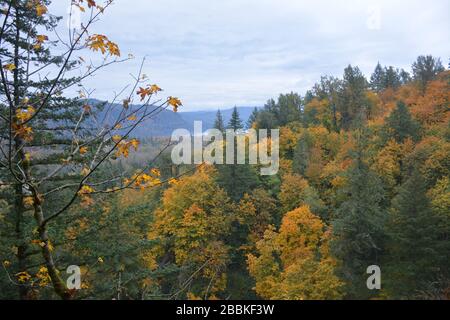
383, 101, 420, 143
384, 66, 401, 90
412, 55, 445, 93
292, 131, 313, 175
385, 169, 449, 298
0, 0, 174, 299
338, 65, 368, 130
227, 106, 243, 131
370, 62, 386, 92
331, 148, 387, 299
399, 69, 412, 85
217, 107, 260, 200
214, 109, 225, 132
246, 107, 259, 129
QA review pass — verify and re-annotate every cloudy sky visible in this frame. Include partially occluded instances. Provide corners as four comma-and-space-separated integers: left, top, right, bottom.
50, 0, 449, 111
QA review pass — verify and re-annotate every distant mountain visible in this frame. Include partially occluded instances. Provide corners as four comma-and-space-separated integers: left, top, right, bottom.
179, 107, 258, 132
91, 100, 260, 138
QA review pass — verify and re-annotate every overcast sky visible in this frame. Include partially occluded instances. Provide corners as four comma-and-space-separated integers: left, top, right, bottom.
50, 0, 449, 111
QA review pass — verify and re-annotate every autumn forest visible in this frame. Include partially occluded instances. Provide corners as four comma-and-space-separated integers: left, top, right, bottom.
0, 0, 449, 301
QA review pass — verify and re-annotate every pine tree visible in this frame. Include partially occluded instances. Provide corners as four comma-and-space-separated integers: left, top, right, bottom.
370, 62, 386, 92
227, 106, 243, 131
385, 169, 448, 298
217, 106, 260, 201
292, 131, 313, 175
383, 101, 420, 143
383, 66, 401, 90
214, 109, 225, 132
331, 148, 387, 298
338, 65, 369, 130
412, 55, 445, 93
246, 107, 259, 129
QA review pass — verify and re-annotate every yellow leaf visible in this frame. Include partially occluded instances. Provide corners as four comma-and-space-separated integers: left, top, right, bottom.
3, 63, 16, 71
167, 96, 182, 112
79, 146, 88, 155
130, 139, 140, 151
23, 197, 34, 207
36, 4, 47, 16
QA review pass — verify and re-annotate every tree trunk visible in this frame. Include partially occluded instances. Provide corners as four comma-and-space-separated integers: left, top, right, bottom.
33, 202, 72, 300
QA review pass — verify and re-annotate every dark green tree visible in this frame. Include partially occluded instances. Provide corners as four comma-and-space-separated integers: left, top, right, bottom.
246, 107, 258, 129
338, 65, 368, 130
214, 109, 225, 132
217, 107, 260, 200
370, 62, 386, 92
383, 66, 401, 90
412, 55, 445, 93
331, 147, 387, 299
383, 101, 420, 143
227, 106, 243, 131
292, 131, 313, 175
384, 169, 449, 298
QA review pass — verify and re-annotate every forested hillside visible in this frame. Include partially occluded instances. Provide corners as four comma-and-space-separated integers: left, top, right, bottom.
2, 53, 447, 300
0, 0, 448, 301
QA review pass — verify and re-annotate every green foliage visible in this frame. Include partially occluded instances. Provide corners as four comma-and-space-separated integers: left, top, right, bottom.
383, 101, 420, 143
331, 151, 387, 299
384, 170, 449, 299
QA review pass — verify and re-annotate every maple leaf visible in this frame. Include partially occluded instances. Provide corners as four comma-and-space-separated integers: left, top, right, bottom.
79, 146, 88, 155
137, 87, 151, 101
150, 84, 162, 94
168, 96, 182, 112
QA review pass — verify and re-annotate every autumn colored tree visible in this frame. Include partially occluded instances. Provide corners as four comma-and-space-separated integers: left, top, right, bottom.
279, 174, 326, 219
248, 206, 343, 300
145, 166, 234, 299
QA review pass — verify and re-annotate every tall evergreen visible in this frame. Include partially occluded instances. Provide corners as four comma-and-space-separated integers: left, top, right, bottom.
331, 146, 387, 298
0, 0, 91, 299
214, 109, 225, 132
217, 107, 259, 200
383, 101, 420, 143
246, 107, 259, 129
292, 131, 313, 175
370, 62, 386, 92
338, 65, 368, 130
227, 106, 243, 131
384, 169, 448, 298
383, 66, 401, 90
412, 55, 445, 93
